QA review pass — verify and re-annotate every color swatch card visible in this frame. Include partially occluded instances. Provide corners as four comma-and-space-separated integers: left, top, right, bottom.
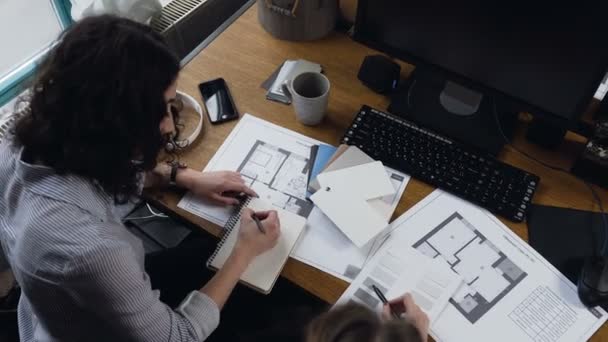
315, 161, 395, 200
311, 186, 388, 247
310, 161, 396, 247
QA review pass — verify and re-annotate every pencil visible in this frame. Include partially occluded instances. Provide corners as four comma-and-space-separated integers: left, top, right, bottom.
251, 213, 266, 234
372, 285, 400, 319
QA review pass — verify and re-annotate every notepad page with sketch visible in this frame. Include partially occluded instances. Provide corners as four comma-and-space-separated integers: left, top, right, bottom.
207, 197, 306, 294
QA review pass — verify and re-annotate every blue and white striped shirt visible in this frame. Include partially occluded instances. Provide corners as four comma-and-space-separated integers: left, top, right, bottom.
0, 140, 219, 341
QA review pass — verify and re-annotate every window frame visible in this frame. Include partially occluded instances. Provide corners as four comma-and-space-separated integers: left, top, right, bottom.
0, 0, 72, 107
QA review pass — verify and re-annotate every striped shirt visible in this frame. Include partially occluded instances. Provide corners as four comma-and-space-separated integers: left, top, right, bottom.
0, 140, 219, 341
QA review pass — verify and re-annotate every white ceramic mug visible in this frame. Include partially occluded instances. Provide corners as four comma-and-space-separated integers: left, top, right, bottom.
286, 72, 330, 126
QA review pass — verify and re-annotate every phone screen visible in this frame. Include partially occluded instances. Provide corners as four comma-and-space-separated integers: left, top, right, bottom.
198, 79, 238, 123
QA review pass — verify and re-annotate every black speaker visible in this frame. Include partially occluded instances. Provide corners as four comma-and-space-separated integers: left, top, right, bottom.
357, 55, 400, 94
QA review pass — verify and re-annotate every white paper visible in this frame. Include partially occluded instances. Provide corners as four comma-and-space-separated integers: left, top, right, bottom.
269, 59, 322, 98
335, 245, 463, 323
311, 186, 388, 247
316, 161, 395, 200
368, 168, 409, 220
380, 190, 607, 342
177, 114, 323, 225
208, 197, 306, 293
292, 167, 410, 282
269, 60, 296, 97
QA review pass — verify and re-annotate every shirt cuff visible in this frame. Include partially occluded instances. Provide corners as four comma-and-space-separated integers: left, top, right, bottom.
176, 291, 220, 340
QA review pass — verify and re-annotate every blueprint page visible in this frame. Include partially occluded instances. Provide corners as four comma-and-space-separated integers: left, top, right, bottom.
382, 190, 607, 342
178, 114, 322, 225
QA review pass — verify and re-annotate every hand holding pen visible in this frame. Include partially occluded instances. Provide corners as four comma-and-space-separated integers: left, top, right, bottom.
372, 285, 400, 319
234, 208, 281, 260
375, 289, 430, 342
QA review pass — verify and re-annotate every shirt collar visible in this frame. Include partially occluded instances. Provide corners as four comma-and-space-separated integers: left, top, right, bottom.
13, 147, 113, 220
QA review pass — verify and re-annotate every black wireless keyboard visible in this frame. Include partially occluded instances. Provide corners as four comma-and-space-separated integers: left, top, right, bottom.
341, 106, 540, 222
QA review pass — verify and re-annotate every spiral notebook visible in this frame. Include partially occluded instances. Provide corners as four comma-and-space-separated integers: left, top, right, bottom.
207, 197, 307, 294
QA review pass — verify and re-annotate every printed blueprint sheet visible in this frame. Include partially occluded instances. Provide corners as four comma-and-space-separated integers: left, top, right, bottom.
178, 114, 321, 226
379, 190, 607, 342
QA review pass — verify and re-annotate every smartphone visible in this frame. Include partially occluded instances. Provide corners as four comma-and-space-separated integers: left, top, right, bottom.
198, 78, 239, 124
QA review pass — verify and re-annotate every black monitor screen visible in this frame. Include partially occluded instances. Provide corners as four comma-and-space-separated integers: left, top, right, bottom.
354, 2, 608, 121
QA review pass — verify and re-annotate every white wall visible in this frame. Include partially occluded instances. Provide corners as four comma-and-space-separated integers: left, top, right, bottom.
0, 0, 62, 84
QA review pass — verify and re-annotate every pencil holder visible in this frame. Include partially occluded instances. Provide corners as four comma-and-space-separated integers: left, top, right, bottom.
258, 0, 338, 41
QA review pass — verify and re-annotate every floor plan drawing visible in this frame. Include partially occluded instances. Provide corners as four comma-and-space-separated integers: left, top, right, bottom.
237, 140, 314, 218
413, 212, 527, 323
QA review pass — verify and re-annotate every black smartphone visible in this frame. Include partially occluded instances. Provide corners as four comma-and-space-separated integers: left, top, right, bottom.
198, 78, 239, 124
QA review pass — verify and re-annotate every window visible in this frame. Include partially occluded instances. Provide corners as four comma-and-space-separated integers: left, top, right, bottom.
0, 0, 72, 107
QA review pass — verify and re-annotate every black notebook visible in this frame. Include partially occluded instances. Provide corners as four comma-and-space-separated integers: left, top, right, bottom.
528, 204, 606, 285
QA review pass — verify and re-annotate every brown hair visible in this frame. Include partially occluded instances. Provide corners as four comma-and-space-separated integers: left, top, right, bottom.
305, 302, 422, 342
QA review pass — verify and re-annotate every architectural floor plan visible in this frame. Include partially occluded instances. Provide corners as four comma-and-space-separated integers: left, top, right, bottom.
237, 140, 313, 218
413, 212, 527, 323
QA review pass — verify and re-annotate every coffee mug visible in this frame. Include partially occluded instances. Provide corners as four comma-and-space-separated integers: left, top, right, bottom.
285, 72, 330, 126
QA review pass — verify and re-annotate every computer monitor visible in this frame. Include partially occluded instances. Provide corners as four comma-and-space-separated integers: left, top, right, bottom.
354, 2, 608, 153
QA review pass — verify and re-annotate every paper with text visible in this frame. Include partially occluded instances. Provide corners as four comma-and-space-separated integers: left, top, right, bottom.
336, 245, 463, 323
379, 190, 607, 342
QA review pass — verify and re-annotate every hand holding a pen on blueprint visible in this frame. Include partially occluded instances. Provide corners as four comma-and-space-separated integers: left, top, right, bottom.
383, 293, 430, 342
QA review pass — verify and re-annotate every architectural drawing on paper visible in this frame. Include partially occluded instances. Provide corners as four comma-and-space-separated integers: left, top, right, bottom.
413, 212, 527, 323
237, 140, 313, 217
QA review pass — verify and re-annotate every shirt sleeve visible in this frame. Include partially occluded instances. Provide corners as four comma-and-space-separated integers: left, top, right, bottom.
67, 238, 220, 342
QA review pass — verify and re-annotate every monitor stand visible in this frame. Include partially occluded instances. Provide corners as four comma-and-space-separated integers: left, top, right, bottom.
388, 68, 518, 156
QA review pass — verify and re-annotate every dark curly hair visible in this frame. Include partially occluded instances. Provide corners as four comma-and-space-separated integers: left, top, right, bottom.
13, 15, 180, 203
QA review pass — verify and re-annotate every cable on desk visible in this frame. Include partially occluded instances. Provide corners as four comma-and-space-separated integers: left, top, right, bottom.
492, 100, 608, 256
125, 203, 169, 220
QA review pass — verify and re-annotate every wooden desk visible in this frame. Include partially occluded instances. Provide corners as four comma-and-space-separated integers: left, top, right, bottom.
147, 4, 608, 339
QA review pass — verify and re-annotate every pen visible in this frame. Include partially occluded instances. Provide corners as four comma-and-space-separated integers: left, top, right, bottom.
372, 285, 400, 319
251, 213, 266, 234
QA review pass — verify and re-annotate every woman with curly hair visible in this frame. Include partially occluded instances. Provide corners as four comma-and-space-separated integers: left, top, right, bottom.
0, 15, 281, 342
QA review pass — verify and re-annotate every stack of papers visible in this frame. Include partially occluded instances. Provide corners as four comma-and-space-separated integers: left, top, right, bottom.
357, 190, 608, 342
307, 145, 402, 247
176, 115, 410, 282
292, 145, 410, 281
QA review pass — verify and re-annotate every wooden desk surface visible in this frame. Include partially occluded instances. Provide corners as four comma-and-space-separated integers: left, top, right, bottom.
147, 4, 608, 339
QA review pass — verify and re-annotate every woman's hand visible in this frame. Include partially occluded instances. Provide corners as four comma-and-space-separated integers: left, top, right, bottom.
184, 170, 257, 205
202, 208, 280, 310
233, 208, 281, 262
383, 293, 429, 342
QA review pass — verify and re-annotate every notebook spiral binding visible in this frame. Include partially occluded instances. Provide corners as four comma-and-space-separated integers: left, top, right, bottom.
207, 196, 253, 266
